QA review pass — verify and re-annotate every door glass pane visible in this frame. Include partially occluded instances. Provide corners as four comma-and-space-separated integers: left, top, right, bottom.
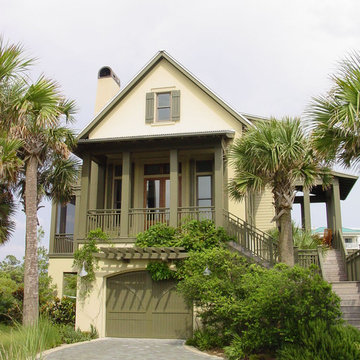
197, 176, 212, 200
114, 179, 122, 209
146, 179, 160, 208
56, 197, 75, 234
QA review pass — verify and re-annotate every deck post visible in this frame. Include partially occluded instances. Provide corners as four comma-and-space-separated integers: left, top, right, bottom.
170, 149, 178, 227
120, 152, 131, 237
78, 155, 91, 239
214, 145, 224, 227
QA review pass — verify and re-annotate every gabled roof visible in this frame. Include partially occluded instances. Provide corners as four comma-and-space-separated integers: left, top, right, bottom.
79, 51, 253, 140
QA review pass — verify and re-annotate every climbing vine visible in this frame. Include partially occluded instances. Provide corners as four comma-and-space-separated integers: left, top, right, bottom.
73, 228, 110, 298
137, 219, 234, 281
146, 262, 177, 281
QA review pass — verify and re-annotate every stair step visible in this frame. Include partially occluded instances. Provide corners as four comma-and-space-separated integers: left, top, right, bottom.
341, 305, 360, 313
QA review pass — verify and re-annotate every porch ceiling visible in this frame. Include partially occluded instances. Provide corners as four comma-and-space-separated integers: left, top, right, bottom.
94, 246, 189, 260
74, 130, 234, 159
294, 171, 358, 203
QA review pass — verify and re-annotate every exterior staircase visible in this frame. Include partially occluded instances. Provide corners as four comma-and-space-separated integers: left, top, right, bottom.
322, 249, 360, 329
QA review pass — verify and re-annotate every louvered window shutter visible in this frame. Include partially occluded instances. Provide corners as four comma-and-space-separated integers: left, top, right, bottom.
171, 90, 180, 121
145, 92, 154, 123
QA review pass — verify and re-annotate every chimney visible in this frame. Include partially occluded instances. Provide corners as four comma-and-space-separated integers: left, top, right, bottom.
94, 66, 121, 115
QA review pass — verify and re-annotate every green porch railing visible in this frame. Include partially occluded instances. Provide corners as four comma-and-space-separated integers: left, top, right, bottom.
296, 249, 319, 268
223, 210, 278, 265
87, 209, 121, 236
128, 208, 170, 236
177, 206, 215, 225
346, 249, 360, 281
53, 234, 73, 254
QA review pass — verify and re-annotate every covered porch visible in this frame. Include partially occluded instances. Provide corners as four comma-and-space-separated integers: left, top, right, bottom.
294, 171, 358, 243
50, 131, 234, 254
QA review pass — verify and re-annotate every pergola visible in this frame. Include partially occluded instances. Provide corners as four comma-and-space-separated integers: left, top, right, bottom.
294, 171, 358, 237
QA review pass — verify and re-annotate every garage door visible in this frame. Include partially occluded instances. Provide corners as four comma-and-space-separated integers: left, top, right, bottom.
106, 271, 192, 338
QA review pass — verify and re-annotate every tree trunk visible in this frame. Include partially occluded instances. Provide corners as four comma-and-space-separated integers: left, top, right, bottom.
23, 156, 39, 325
278, 208, 294, 266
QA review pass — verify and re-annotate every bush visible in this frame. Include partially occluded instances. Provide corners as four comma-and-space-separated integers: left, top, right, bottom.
41, 296, 76, 325
58, 324, 98, 344
136, 223, 177, 247
135, 220, 232, 251
177, 248, 249, 344
186, 328, 226, 351
178, 220, 233, 251
277, 319, 360, 359
228, 264, 341, 356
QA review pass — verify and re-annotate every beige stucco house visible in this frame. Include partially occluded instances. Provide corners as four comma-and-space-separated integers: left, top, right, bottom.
47, 51, 356, 338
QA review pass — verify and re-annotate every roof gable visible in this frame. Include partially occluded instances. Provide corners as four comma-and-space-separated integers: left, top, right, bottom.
79, 51, 252, 140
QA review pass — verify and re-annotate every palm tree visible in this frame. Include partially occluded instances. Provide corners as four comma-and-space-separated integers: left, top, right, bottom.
0, 137, 23, 244
309, 52, 360, 168
0, 39, 78, 325
229, 117, 330, 266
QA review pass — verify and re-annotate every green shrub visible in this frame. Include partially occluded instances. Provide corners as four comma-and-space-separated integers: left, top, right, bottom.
228, 264, 341, 356
136, 223, 177, 247
177, 248, 249, 343
58, 324, 98, 344
178, 220, 232, 251
41, 296, 76, 325
277, 319, 360, 359
136, 220, 232, 251
186, 328, 226, 351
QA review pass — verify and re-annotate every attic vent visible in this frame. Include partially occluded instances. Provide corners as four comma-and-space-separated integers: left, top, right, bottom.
99, 67, 111, 78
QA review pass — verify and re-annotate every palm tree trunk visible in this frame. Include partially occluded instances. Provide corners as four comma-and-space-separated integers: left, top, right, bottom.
23, 155, 39, 325
278, 208, 294, 266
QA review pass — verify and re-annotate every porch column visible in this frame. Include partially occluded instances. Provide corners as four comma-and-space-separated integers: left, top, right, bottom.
49, 201, 57, 254
88, 162, 98, 210
120, 152, 131, 237
302, 188, 311, 231
170, 149, 178, 227
96, 164, 105, 209
78, 155, 91, 239
332, 177, 342, 235
214, 145, 224, 227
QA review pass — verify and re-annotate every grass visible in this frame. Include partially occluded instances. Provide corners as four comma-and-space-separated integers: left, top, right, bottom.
0, 319, 61, 360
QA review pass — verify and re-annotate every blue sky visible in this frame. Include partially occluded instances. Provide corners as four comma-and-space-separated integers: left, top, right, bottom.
1, 0, 360, 260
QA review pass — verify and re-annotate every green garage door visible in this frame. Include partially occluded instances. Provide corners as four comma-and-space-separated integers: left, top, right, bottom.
106, 271, 192, 338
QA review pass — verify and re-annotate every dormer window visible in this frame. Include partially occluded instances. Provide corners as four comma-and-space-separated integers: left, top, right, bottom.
157, 92, 171, 121
145, 90, 180, 124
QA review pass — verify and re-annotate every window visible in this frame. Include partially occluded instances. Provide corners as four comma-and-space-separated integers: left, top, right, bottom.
157, 93, 171, 121
345, 238, 353, 243
113, 165, 122, 209
196, 160, 213, 207
56, 196, 75, 234
145, 90, 180, 123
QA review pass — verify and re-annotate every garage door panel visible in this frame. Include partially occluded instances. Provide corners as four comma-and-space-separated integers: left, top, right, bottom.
106, 271, 192, 338
152, 313, 192, 339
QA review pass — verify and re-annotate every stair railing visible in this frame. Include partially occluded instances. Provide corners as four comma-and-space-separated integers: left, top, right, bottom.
223, 210, 278, 266
346, 249, 360, 281
333, 229, 349, 280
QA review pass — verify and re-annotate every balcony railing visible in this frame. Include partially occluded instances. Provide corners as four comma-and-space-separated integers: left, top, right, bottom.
87, 209, 121, 236
53, 234, 74, 254
129, 208, 170, 235
177, 206, 215, 225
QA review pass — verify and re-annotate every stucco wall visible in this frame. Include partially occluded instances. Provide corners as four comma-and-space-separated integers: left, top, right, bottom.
89, 60, 243, 139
